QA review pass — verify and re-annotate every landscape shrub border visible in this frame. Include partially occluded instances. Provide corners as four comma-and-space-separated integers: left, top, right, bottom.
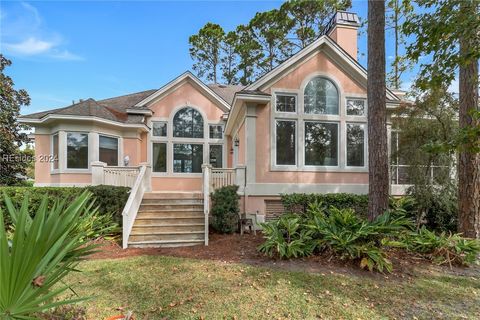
0, 185, 130, 226
281, 193, 369, 217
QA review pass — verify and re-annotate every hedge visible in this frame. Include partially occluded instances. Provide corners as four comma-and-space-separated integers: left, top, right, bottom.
281, 193, 369, 217
0, 185, 130, 226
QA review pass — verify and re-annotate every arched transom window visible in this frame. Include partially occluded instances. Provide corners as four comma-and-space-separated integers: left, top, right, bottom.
173, 107, 204, 138
304, 77, 339, 115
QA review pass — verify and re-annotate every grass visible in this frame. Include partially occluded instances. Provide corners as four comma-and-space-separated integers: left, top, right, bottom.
64, 256, 480, 319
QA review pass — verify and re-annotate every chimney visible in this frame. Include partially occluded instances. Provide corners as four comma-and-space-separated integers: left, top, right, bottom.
325, 11, 360, 60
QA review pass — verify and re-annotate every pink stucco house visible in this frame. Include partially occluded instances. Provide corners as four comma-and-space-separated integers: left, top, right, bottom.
20, 12, 408, 248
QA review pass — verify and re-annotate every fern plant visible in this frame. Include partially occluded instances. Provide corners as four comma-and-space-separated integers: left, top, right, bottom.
0, 192, 97, 319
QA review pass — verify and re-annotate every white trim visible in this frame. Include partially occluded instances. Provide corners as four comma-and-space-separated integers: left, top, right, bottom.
245, 36, 400, 102
134, 71, 231, 112
273, 119, 298, 168
345, 122, 367, 169
246, 183, 368, 195
274, 92, 298, 114
34, 182, 91, 187
19, 115, 149, 131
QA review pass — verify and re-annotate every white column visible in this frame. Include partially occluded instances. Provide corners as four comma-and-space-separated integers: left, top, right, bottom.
91, 161, 106, 185
140, 162, 152, 192
245, 103, 257, 184
235, 165, 246, 195
202, 164, 211, 246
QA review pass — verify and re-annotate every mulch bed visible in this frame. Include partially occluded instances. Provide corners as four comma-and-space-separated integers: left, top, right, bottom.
87, 233, 480, 279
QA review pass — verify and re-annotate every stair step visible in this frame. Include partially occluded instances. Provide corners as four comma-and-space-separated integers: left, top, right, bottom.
134, 218, 204, 226
131, 230, 204, 235
129, 232, 204, 242
136, 213, 204, 219
132, 224, 204, 233
128, 239, 204, 248
139, 204, 204, 211
143, 192, 203, 200
141, 199, 203, 205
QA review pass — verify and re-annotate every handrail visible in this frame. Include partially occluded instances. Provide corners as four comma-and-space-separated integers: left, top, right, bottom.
121, 165, 147, 248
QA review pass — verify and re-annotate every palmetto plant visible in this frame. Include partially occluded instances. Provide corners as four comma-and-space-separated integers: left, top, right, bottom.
0, 192, 97, 319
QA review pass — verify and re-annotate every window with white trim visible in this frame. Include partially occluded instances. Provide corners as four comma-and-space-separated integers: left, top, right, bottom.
272, 76, 368, 171
52, 134, 59, 170
275, 120, 296, 165
346, 123, 365, 167
305, 121, 338, 166
152, 121, 167, 137
275, 94, 296, 113
346, 98, 366, 116
152, 143, 167, 172
173, 107, 204, 138
304, 77, 339, 115
209, 144, 223, 168
66, 132, 89, 169
99, 135, 118, 166
173, 143, 203, 173
209, 124, 223, 139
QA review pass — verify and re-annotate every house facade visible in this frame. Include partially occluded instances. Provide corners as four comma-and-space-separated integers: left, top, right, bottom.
20, 12, 408, 248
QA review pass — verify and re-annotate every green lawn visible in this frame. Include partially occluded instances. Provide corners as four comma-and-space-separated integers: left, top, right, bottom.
66, 256, 480, 319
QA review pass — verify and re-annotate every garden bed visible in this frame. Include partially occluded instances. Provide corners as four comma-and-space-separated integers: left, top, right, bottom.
88, 233, 479, 279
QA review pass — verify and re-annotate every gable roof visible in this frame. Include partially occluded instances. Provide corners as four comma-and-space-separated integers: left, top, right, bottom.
245, 35, 400, 102
133, 71, 232, 112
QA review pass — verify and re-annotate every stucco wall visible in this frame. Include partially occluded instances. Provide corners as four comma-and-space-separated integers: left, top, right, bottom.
255, 50, 369, 185
148, 80, 226, 192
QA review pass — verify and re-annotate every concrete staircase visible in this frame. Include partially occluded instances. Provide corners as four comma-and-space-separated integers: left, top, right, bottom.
128, 192, 205, 248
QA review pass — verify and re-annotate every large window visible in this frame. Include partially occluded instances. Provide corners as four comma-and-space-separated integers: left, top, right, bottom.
304, 122, 338, 166
153, 143, 167, 172
173, 144, 203, 173
304, 77, 339, 115
276, 120, 296, 165
173, 107, 204, 138
52, 134, 59, 170
99, 135, 118, 166
67, 132, 88, 169
209, 145, 223, 168
346, 123, 365, 167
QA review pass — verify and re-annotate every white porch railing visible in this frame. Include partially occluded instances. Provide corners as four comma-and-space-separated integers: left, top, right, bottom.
91, 161, 140, 188
211, 168, 236, 190
91, 161, 151, 248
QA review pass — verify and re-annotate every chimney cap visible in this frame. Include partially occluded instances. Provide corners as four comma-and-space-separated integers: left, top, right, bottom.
324, 11, 360, 35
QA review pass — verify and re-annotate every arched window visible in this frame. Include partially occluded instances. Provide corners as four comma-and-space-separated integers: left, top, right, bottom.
173, 107, 204, 138
304, 77, 339, 115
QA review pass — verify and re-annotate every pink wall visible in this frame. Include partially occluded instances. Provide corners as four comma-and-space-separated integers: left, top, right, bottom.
34, 134, 52, 184
124, 137, 141, 166
149, 81, 225, 121
151, 177, 202, 191
329, 27, 358, 60
256, 51, 368, 185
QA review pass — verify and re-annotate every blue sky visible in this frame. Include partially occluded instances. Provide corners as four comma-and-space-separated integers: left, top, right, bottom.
1, 1, 413, 115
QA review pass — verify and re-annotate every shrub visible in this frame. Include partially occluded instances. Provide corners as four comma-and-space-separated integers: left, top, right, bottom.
259, 204, 413, 272
401, 227, 480, 267
307, 207, 412, 272
0, 192, 97, 318
0, 185, 129, 227
211, 185, 240, 234
281, 193, 369, 217
258, 214, 315, 259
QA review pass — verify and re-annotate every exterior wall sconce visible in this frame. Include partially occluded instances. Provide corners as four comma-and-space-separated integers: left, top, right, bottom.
234, 138, 240, 147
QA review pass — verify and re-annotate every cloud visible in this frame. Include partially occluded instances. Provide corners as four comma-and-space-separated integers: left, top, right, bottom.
4, 37, 55, 55
0, 2, 83, 61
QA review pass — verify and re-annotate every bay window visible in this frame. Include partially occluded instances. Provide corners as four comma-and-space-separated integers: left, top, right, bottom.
67, 132, 88, 169
99, 135, 118, 166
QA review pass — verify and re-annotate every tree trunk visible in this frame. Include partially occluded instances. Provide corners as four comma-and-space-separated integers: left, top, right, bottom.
367, 0, 389, 220
458, 1, 480, 239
